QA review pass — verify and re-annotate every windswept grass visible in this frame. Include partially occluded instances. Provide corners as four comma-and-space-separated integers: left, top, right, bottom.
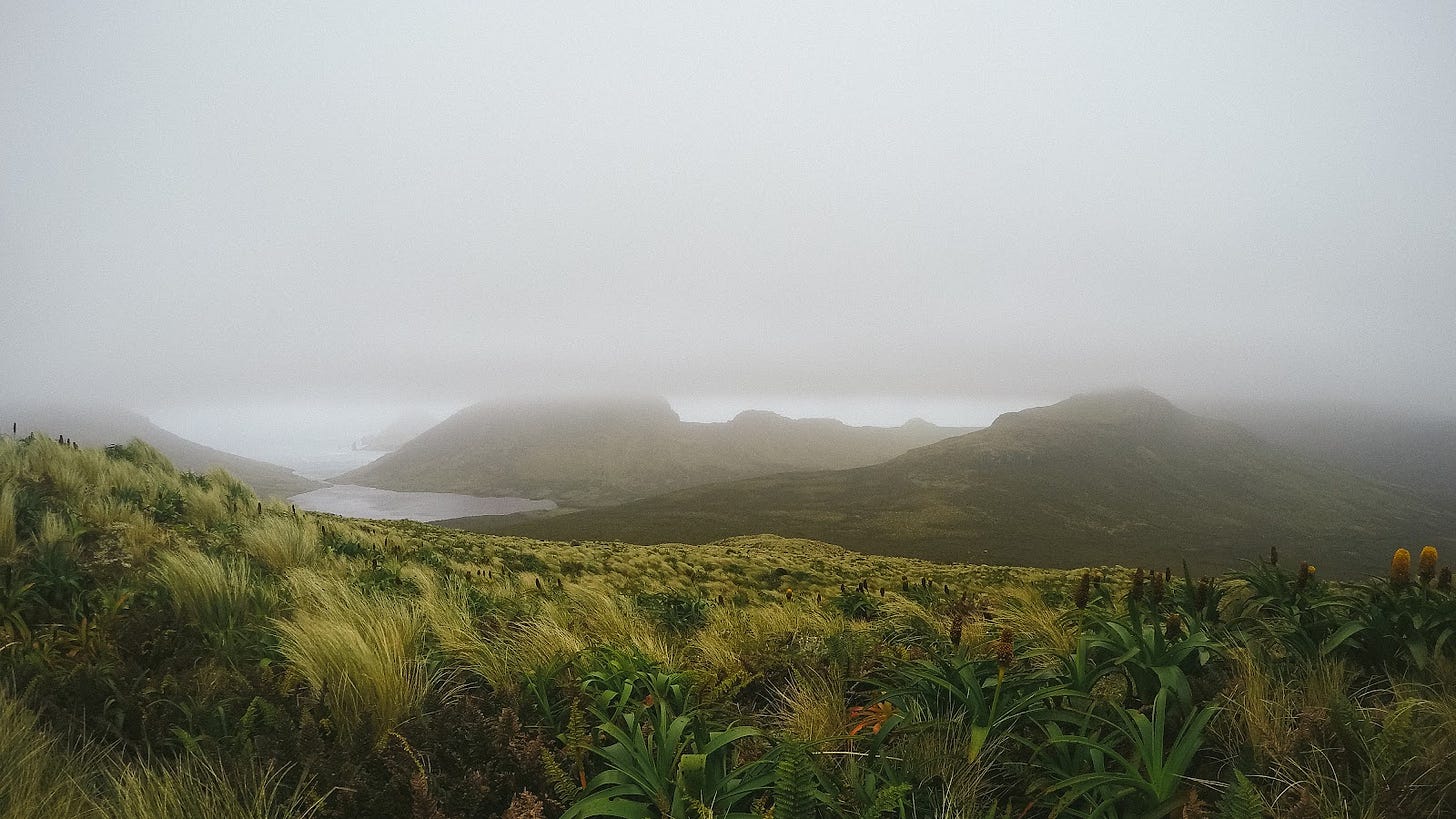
274, 570, 429, 743
152, 548, 276, 637
691, 602, 834, 679
180, 483, 232, 530
2, 434, 1455, 818
0, 481, 19, 564
538, 584, 675, 665
99, 759, 319, 819
773, 669, 849, 748
241, 517, 320, 573
0, 690, 316, 819
0, 693, 97, 819
993, 584, 1082, 658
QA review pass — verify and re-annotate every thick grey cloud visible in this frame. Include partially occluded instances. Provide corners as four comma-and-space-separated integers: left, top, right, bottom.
3, 2, 1453, 412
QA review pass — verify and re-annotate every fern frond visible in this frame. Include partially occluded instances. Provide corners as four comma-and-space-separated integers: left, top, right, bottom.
1217, 771, 1264, 819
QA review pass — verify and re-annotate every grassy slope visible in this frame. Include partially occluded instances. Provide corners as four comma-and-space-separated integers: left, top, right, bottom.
0, 405, 320, 498
3, 433, 1452, 818
338, 396, 973, 507
506, 390, 1456, 576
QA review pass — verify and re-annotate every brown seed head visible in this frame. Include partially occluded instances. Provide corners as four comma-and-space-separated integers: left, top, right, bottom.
1150, 571, 1166, 605
1193, 578, 1210, 610
1164, 613, 1183, 641
1073, 572, 1091, 610
993, 627, 1014, 669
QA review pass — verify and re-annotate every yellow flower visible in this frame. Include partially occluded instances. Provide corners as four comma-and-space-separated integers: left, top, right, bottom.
1390, 548, 1411, 587
1419, 545, 1438, 583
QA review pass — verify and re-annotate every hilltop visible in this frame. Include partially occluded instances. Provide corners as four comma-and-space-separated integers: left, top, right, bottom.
505, 389, 1456, 576
337, 396, 973, 507
352, 409, 440, 452
0, 404, 319, 498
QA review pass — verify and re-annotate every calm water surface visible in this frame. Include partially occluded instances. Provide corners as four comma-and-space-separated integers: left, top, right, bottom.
288, 484, 555, 522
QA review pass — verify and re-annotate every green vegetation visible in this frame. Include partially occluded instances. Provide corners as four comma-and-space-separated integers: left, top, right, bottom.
509, 390, 1456, 577
2, 404, 319, 498
339, 396, 972, 507
1, 431, 1454, 817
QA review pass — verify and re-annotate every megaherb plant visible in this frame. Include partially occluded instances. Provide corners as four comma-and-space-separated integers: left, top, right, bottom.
563, 699, 772, 819
1029, 690, 1216, 819
0, 433, 1454, 817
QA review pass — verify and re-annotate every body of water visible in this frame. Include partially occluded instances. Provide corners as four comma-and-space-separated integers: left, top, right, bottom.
288, 449, 387, 481
288, 484, 555, 522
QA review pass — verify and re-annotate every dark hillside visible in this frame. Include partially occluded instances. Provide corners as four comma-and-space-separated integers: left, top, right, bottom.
507, 390, 1456, 576
338, 396, 973, 507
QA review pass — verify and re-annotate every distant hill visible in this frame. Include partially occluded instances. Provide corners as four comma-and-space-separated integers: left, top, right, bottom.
352, 409, 440, 452
337, 396, 975, 507
504, 390, 1456, 576
1191, 400, 1456, 500
1, 405, 320, 498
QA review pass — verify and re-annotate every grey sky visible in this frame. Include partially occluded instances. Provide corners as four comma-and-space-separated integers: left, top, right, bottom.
4, 2, 1454, 416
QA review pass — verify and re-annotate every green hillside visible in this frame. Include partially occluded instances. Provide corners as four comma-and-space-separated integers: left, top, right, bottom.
1, 404, 320, 498
506, 389, 1456, 576
338, 396, 973, 507
1, 423, 1454, 818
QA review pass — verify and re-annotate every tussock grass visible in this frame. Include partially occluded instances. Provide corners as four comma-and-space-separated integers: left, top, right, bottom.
692, 602, 834, 678
993, 585, 1081, 658
541, 584, 675, 664
37, 511, 74, 550
152, 548, 275, 636
487, 619, 586, 693
1219, 648, 1294, 770
0, 693, 97, 819
275, 571, 429, 743
5, 435, 1454, 817
99, 758, 318, 819
241, 517, 320, 573
82, 495, 148, 530
119, 517, 169, 564
180, 484, 231, 530
0, 482, 19, 564
773, 669, 849, 748
2, 684, 317, 819
876, 595, 947, 646
104, 439, 174, 473
898, 720, 1007, 818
